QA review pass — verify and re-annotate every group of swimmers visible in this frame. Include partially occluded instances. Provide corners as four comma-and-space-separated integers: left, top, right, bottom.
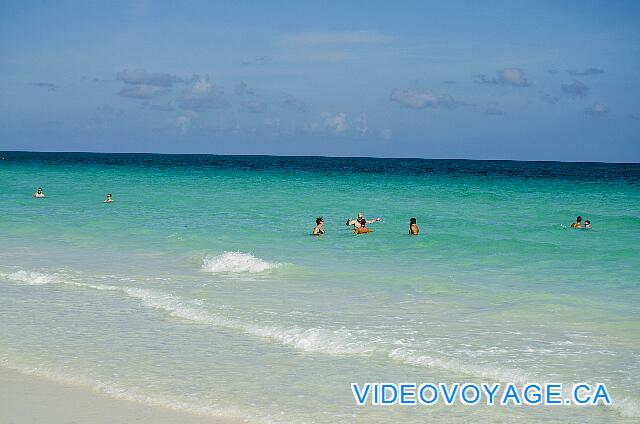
33, 187, 113, 203
313, 212, 420, 236
32, 187, 590, 234
314, 213, 592, 236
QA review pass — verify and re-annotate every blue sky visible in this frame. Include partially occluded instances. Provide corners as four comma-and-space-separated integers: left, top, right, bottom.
1, 1, 639, 162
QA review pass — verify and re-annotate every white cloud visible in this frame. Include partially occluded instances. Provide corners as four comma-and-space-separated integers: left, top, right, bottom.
174, 116, 191, 133
116, 68, 179, 99
321, 112, 350, 134
179, 75, 226, 111
172, 111, 197, 133
354, 113, 368, 136
390, 88, 460, 109
584, 102, 608, 116
116, 69, 179, 87
499, 68, 529, 86
307, 112, 370, 136
474, 68, 529, 87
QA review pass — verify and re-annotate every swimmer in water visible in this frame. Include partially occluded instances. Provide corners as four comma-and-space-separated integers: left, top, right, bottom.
409, 217, 419, 235
33, 187, 45, 198
354, 218, 373, 234
103, 193, 113, 203
346, 212, 381, 228
570, 216, 582, 228
584, 220, 591, 229
313, 217, 325, 235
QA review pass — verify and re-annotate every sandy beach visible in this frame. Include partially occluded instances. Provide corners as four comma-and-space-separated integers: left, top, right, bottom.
0, 367, 237, 424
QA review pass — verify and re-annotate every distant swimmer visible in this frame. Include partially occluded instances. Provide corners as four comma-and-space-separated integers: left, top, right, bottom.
313, 217, 325, 235
570, 216, 582, 228
409, 217, 419, 235
103, 193, 113, 203
33, 187, 45, 198
354, 218, 373, 234
584, 220, 591, 229
346, 212, 381, 228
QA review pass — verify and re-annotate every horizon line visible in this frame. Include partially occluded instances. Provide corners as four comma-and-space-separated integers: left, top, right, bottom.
1, 149, 638, 166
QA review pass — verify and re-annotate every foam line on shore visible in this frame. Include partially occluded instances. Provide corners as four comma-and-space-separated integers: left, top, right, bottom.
0, 360, 273, 424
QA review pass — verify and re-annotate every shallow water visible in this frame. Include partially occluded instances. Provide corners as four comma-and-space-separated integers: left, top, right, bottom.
1, 152, 639, 422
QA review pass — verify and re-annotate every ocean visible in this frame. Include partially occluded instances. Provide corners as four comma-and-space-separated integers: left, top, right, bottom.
1, 151, 639, 423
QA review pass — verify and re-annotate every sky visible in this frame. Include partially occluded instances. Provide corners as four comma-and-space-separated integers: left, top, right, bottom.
1, 1, 639, 162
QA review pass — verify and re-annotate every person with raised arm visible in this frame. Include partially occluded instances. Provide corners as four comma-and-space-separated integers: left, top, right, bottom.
346, 211, 381, 228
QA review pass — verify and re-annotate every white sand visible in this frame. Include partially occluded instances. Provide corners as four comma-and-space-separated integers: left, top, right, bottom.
0, 367, 241, 424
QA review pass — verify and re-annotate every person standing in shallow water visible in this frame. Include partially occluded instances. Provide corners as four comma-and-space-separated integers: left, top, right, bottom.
409, 217, 419, 235
570, 216, 582, 228
33, 187, 45, 198
346, 212, 381, 228
313, 217, 324, 235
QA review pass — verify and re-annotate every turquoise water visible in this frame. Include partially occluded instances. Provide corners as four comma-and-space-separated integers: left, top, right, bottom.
0, 152, 639, 423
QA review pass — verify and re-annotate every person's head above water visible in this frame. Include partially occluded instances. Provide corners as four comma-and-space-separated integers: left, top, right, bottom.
410, 217, 417, 225
576, 216, 582, 223
37, 187, 42, 193
316, 217, 323, 225
585, 220, 591, 228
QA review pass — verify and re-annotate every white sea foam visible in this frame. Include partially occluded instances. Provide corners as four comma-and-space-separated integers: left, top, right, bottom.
116, 287, 371, 355
0, 360, 272, 423
245, 325, 372, 355
390, 347, 640, 418
389, 347, 531, 385
4, 268, 638, 420
120, 287, 238, 328
68, 278, 369, 356
202, 252, 281, 273
613, 396, 640, 418
1, 270, 58, 285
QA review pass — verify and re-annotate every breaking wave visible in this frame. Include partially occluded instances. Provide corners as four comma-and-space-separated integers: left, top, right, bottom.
1, 270, 58, 285
202, 252, 281, 273
244, 325, 371, 355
